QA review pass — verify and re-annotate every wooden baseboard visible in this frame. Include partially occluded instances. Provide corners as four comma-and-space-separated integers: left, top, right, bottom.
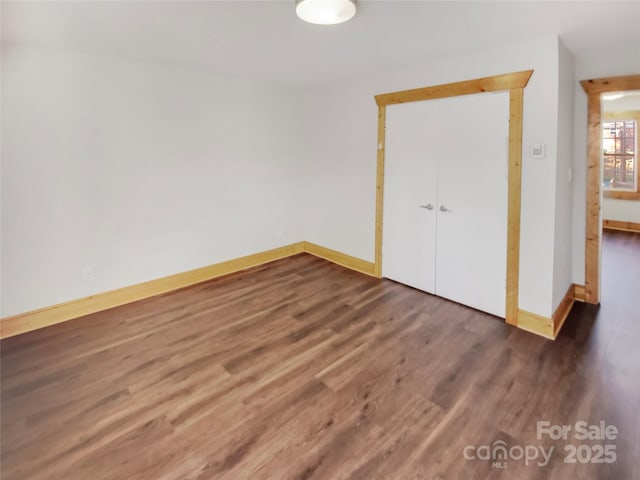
303, 242, 376, 277
517, 283, 578, 340
1, 242, 306, 339
0, 241, 380, 339
552, 284, 576, 338
603, 219, 640, 233
574, 284, 586, 302
1, 240, 579, 341
517, 310, 555, 340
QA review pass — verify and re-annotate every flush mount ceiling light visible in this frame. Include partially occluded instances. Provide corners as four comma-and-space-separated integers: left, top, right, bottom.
295, 0, 357, 25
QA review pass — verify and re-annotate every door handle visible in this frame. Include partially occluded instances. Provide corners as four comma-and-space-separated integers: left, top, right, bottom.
419, 204, 434, 210
439, 205, 452, 212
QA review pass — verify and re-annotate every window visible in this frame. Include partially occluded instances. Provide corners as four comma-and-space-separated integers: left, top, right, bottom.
602, 111, 640, 200
603, 119, 636, 190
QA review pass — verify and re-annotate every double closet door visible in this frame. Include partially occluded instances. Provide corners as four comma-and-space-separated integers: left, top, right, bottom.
382, 92, 509, 318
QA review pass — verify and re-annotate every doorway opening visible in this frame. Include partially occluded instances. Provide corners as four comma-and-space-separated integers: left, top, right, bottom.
580, 75, 640, 305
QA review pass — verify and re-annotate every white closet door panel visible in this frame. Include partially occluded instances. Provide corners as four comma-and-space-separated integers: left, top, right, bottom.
435, 92, 509, 317
382, 101, 439, 293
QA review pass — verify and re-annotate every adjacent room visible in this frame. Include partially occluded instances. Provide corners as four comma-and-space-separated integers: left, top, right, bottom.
1, 1, 639, 479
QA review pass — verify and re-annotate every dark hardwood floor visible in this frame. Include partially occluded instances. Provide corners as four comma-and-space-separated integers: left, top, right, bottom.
1, 232, 639, 479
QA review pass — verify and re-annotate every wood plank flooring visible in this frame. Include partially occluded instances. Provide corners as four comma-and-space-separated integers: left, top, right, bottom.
2, 232, 639, 479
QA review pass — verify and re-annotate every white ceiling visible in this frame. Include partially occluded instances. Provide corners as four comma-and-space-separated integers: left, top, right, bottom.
2, 1, 640, 86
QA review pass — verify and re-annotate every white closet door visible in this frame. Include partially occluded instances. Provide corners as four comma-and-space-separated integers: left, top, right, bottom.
434, 92, 509, 318
382, 101, 439, 293
382, 91, 509, 318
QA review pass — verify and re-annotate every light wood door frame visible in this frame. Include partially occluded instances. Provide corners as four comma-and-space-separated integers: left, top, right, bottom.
374, 70, 533, 325
580, 74, 640, 304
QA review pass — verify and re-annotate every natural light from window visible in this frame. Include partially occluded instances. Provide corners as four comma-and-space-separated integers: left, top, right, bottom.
602, 119, 637, 191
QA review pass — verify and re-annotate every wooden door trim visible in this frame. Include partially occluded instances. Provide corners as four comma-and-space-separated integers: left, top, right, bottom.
373, 70, 533, 326
580, 74, 640, 304
374, 70, 533, 107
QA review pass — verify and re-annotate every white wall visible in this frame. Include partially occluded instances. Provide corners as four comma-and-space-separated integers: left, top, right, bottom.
603, 199, 640, 223
603, 95, 640, 111
572, 43, 640, 285
302, 35, 562, 317
601, 95, 640, 223
1, 45, 305, 316
551, 40, 575, 311
4, 35, 607, 320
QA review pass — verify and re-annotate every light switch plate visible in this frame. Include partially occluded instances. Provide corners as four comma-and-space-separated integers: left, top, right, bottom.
531, 144, 546, 159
